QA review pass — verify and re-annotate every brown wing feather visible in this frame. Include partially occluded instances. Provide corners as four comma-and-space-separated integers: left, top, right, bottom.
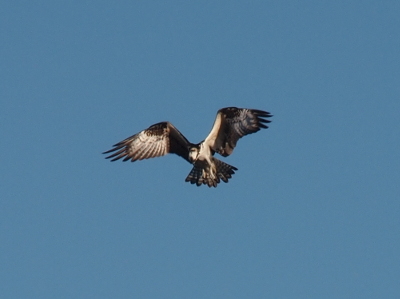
205, 107, 272, 157
103, 122, 191, 163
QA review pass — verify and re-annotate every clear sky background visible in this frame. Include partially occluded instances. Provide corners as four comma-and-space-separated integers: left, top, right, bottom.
1, 1, 399, 298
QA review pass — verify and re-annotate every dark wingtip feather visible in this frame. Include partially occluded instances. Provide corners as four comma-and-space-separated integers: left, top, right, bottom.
103, 148, 115, 155
252, 109, 272, 130
259, 118, 272, 123
251, 109, 272, 116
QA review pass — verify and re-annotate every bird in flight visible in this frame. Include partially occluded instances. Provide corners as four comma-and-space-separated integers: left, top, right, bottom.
103, 107, 272, 187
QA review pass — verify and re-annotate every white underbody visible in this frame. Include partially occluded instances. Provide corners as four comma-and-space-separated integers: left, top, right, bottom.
192, 143, 217, 179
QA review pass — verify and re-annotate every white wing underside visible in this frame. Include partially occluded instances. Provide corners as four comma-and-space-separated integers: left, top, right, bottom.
127, 131, 169, 161
103, 122, 190, 162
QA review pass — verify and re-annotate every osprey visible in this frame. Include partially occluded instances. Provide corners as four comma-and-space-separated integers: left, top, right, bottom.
103, 107, 272, 187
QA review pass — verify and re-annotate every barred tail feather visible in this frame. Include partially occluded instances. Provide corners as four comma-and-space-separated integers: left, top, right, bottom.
185, 165, 205, 187
215, 159, 238, 183
185, 159, 238, 188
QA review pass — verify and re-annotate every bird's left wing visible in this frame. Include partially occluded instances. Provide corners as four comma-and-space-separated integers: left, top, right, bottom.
204, 107, 272, 157
103, 122, 191, 163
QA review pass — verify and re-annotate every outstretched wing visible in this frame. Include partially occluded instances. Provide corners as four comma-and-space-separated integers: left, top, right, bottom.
204, 107, 272, 157
103, 122, 191, 163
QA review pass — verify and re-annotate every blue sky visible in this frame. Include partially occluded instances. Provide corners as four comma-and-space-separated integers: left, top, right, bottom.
1, 1, 399, 298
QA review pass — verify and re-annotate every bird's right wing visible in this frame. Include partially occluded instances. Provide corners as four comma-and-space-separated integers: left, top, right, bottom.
103, 122, 191, 163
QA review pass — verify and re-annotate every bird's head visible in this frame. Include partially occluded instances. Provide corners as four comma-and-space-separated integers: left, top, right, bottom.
188, 145, 200, 164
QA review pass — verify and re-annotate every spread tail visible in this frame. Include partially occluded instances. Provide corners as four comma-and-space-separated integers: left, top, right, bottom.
185, 158, 238, 188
